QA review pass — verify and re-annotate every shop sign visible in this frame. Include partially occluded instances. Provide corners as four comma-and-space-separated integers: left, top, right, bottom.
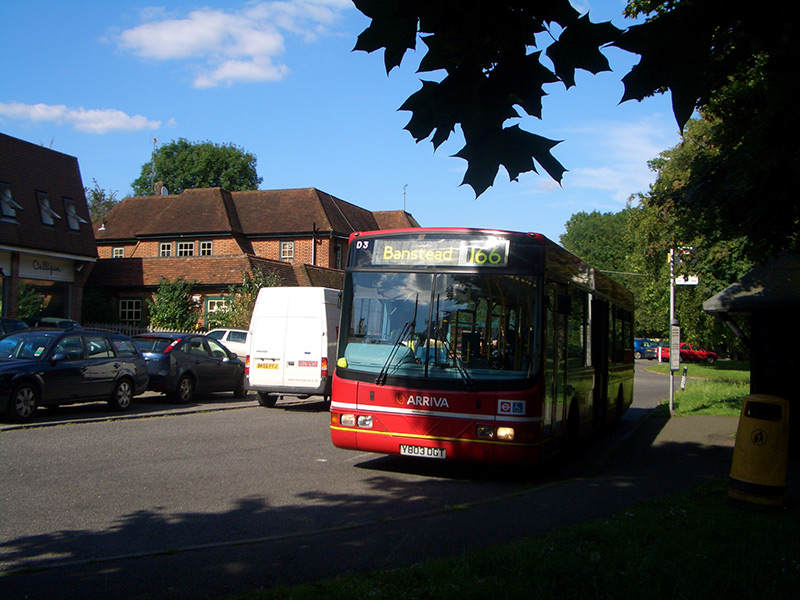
19, 254, 74, 282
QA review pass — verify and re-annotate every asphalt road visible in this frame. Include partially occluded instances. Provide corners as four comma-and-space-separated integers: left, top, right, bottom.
0, 365, 670, 599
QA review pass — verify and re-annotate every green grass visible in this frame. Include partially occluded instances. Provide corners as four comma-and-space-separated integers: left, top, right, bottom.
647, 360, 750, 417
234, 481, 800, 600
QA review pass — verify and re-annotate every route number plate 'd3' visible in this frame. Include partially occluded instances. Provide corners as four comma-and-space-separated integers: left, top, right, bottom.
400, 444, 446, 459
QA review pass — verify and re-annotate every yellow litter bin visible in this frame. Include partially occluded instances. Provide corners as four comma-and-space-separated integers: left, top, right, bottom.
729, 394, 790, 507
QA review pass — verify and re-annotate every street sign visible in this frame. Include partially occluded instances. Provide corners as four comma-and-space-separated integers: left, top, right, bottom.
670, 325, 681, 372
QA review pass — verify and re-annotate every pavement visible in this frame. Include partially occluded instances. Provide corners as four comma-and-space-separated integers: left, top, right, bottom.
3, 409, 797, 600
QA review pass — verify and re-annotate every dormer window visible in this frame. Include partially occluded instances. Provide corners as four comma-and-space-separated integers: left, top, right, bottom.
1, 182, 22, 219
63, 197, 88, 231
36, 192, 61, 226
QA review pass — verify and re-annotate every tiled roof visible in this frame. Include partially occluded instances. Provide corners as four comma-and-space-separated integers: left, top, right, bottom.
231, 188, 379, 236
96, 188, 241, 240
0, 132, 96, 258
96, 187, 388, 241
373, 210, 421, 230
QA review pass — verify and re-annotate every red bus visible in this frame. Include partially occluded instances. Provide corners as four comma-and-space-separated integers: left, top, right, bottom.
330, 228, 634, 465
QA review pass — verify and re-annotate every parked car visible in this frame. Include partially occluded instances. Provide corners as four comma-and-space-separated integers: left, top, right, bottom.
133, 333, 247, 403
0, 329, 149, 422
22, 316, 81, 329
206, 328, 249, 360
658, 342, 718, 364
633, 338, 658, 360
0, 318, 28, 336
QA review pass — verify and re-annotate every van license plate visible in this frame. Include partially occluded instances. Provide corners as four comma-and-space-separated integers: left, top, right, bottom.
257, 363, 279, 369
399, 445, 446, 459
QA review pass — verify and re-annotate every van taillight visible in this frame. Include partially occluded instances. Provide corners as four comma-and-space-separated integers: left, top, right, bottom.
244, 355, 250, 376
321, 357, 328, 378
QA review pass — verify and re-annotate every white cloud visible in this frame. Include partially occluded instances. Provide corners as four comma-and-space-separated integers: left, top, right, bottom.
0, 102, 161, 134
560, 115, 680, 205
116, 1, 352, 88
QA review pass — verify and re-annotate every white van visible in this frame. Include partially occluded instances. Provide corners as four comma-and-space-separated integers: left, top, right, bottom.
246, 287, 341, 407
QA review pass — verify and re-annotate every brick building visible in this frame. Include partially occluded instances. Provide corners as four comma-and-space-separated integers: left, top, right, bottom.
1, 132, 96, 321
89, 187, 419, 326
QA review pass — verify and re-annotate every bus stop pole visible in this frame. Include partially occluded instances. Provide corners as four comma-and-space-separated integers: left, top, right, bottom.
669, 250, 677, 413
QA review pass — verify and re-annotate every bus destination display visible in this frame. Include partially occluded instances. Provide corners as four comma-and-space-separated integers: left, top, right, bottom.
354, 237, 510, 268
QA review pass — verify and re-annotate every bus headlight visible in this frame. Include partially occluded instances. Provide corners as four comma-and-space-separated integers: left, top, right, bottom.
340, 414, 356, 427
357, 415, 373, 428
496, 427, 515, 441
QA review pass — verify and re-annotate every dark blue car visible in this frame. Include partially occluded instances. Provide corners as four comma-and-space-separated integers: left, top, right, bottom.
633, 338, 659, 360
0, 329, 149, 422
133, 333, 246, 403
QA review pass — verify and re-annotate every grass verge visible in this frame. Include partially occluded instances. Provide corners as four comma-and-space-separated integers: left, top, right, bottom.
234, 481, 799, 600
648, 360, 750, 417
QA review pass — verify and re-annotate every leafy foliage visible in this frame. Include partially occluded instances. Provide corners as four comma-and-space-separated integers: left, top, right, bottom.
146, 277, 200, 331
16, 283, 45, 319
352, 0, 626, 195
208, 266, 282, 329
84, 178, 119, 225
620, 2, 800, 261
131, 138, 262, 197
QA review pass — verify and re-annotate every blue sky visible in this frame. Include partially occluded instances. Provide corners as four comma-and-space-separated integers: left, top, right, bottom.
0, 1, 680, 242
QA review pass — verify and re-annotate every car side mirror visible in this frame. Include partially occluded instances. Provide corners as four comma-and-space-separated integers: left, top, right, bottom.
51, 352, 67, 362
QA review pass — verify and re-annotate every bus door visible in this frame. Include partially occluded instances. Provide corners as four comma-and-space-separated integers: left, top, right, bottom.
544, 284, 568, 439
591, 298, 610, 425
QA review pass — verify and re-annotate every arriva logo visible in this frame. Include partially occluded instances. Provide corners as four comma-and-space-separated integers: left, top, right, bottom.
405, 395, 450, 408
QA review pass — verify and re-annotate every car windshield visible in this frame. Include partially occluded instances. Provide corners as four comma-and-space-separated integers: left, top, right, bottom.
134, 337, 178, 353
340, 271, 539, 383
206, 330, 225, 340
0, 331, 58, 360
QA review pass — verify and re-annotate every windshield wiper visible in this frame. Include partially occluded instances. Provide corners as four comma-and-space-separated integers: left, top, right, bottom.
376, 294, 418, 386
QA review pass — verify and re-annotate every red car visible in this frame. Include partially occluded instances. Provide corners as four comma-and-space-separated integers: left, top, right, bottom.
659, 343, 717, 364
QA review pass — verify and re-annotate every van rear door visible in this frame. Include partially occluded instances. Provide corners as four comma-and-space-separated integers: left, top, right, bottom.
283, 312, 323, 388
249, 311, 288, 389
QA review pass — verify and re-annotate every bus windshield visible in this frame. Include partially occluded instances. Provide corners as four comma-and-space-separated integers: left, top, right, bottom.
340, 271, 539, 383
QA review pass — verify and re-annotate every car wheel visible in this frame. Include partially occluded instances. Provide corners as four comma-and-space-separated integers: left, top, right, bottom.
109, 378, 134, 411
6, 383, 38, 422
257, 392, 278, 408
634, 351, 642, 360
233, 374, 247, 398
173, 375, 195, 404
706, 356, 717, 364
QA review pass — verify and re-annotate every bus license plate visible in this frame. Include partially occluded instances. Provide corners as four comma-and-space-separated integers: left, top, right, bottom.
400, 445, 446, 459
257, 363, 279, 369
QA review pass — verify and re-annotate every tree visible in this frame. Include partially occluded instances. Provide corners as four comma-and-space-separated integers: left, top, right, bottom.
354, 1, 798, 256
84, 179, 119, 225
209, 266, 283, 329
131, 138, 262, 197
560, 210, 633, 272
147, 277, 200, 331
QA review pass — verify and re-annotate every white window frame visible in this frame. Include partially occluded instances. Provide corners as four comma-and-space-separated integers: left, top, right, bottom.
199, 241, 213, 256
63, 197, 87, 231
1, 182, 22, 219
112, 247, 125, 258
37, 192, 61, 226
159, 242, 173, 257
177, 241, 195, 257
280, 241, 294, 262
119, 298, 142, 323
